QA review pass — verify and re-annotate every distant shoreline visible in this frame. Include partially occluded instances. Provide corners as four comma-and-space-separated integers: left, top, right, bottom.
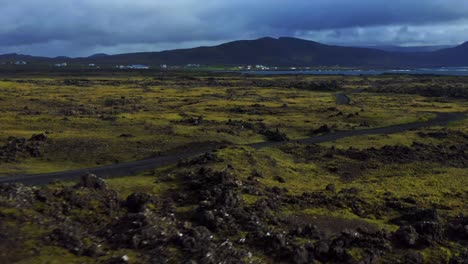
237, 67, 468, 76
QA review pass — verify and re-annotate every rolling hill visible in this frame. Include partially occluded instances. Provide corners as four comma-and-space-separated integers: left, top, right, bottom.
1, 37, 468, 67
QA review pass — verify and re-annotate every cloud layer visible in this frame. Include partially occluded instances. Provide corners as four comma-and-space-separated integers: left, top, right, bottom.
1, 0, 468, 56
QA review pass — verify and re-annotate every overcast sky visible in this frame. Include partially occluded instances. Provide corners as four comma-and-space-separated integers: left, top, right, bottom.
1, 0, 468, 57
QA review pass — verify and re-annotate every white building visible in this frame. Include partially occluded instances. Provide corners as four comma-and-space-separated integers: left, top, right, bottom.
255, 65, 270, 70
116, 64, 149, 69
55, 62, 67, 67
15, 60, 27, 65
130, 64, 149, 69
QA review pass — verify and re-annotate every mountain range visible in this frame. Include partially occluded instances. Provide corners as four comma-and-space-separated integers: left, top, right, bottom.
1, 37, 467, 67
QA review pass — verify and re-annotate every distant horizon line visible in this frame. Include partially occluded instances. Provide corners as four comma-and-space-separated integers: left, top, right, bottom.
0, 36, 465, 58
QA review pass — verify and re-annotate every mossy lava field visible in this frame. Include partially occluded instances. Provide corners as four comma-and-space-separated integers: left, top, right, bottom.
0, 70, 467, 263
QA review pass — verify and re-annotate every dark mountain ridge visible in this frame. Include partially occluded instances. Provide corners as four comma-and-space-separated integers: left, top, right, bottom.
1, 37, 467, 67
358, 45, 455, 53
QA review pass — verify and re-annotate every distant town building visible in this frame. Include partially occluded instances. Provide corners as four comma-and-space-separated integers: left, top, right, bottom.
130, 64, 149, 69
160, 64, 168, 69
55, 62, 67, 67
255, 65, 270, 70
15, 60, 27, 65
88, 63, 96, 67
116, 64, 149, 70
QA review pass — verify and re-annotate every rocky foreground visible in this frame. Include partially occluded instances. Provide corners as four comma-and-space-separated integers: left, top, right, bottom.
1, 155, 467, 263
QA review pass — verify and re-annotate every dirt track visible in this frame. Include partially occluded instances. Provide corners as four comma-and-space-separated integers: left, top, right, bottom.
0, 112, 465, 185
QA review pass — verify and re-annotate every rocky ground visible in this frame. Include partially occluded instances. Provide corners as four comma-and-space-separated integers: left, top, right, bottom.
1, 128, 467, 263
0, 133, 48, 163
0, 73, 467, 263
2, 73, 467, 176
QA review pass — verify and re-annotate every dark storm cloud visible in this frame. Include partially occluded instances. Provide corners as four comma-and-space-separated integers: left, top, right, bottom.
1, 0, 468, 56
215, 0, 468, 31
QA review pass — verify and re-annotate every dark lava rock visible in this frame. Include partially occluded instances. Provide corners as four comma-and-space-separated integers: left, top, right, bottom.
395, 225, 419, 247
339, 187, 360, 195
311, 125, 331, 135
104, 255, 130, 264
180, 116, 204, 126
178, 226, 213, 253
447, 215, 468, 241
251, 170, 264, 178
119, 134, 134, 138
179, 152, 222, 166
0, 184, 36, 206
83, 243, 107, 257
260, 128, 289, 142
47, 226, 86, 255
290, 224, 321, 240
391, 208, 440, 225
449, 251, 468, 264
75, 173, 107, 190
314, 240, 330, 258
325, 184, 336, 192
275, 176, 286, 183
1, 134, 49, 162
30, 133, 48, 142
125, 192, 152, 213
341, 143, 468, 168
403, 251, 424, 264
417, 130, 468, 140
177, 226, 247, 263
293, 246, 311, 264
413, 221, 443, 242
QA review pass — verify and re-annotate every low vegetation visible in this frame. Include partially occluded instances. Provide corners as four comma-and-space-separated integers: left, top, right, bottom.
0, 71, 467, 263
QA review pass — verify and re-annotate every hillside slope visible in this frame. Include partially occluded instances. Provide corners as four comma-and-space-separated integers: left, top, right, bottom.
1, 37, 467, 67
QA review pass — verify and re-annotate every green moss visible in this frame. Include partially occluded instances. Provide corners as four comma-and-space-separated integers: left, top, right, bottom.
242, 194, 261, 205
3, 75, 465, 175
15, 246, 91, 264
301, 208, 399, 232
0, 207, 24, 217
347, 248, 365, 261
420, 247, 452, 264
175, 205, 198, 213
106, 173, 179, 198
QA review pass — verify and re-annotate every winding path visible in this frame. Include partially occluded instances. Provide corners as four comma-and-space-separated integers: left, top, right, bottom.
0, 112, 465, 185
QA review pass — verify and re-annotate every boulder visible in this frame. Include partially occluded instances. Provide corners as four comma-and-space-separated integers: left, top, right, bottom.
311, 125, 331, 135
76, 173, 107, 190
30, 133, 48, 142
325, 184, 336, 192
125, 192, 152, 213
395, 225, 419, 247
